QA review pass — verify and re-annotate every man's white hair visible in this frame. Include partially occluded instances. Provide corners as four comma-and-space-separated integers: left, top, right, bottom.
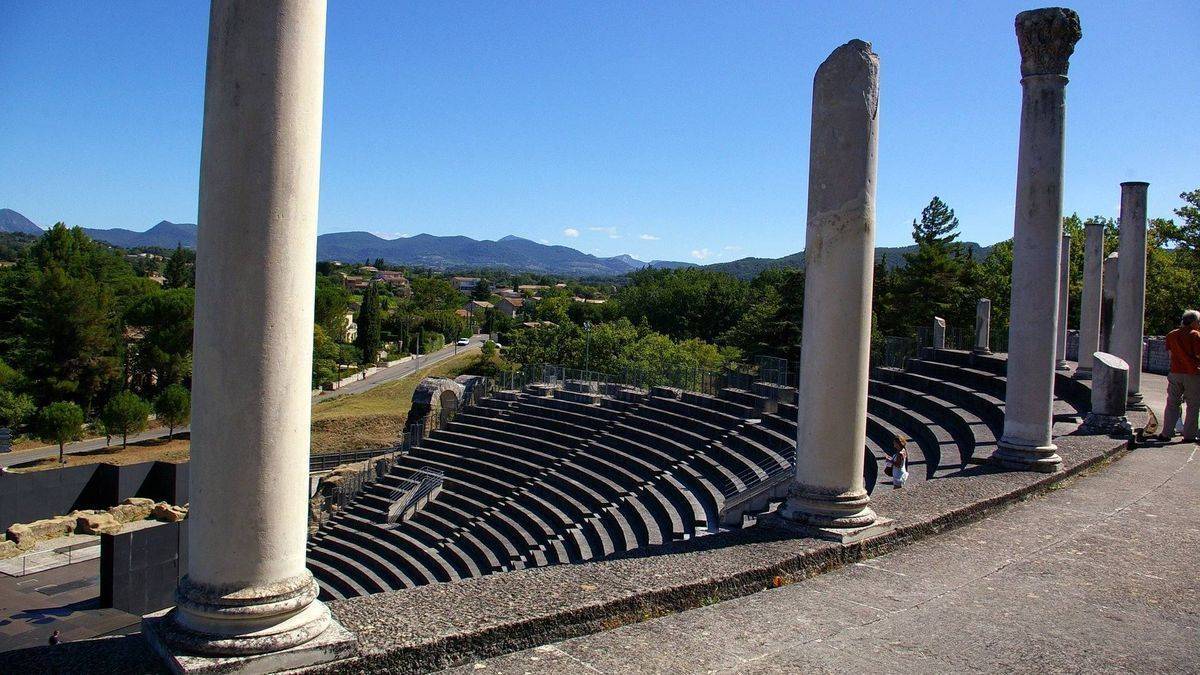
1183, 309, 1200, 326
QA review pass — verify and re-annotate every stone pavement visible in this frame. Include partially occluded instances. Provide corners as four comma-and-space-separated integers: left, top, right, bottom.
0, 558, 139, 653
445, 437, 1199, 674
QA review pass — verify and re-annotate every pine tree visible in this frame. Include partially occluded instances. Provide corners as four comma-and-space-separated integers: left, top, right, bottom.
163, 245, 194, 289
355, 282, 383, 364
897, 196, 967, 335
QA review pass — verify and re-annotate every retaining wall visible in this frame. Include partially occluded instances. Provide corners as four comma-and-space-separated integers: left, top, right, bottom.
0, 461, 188, 532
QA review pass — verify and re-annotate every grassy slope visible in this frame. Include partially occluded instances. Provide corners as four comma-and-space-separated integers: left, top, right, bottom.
14, 351, 483, 471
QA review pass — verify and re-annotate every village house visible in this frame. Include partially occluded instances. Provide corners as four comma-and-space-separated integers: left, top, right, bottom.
464, 299, 493, 316
496, 296, 525, 318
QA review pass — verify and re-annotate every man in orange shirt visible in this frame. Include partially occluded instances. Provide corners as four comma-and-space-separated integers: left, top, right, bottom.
1159, 309, 1200, 442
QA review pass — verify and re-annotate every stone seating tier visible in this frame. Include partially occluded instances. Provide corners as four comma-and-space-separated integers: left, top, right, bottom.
307, 351, 1086, 599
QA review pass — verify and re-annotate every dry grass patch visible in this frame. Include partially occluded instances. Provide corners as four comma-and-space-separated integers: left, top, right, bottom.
310, 351, 480, 455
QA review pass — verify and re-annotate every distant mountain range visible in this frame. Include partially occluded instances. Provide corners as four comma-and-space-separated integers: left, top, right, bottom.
705, 242, 994, 280
1, 208, 995, 278
0, 209, 44, 235
0, 209, 693, 276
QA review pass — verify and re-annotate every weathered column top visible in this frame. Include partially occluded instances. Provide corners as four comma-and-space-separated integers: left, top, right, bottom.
1016, 7, 1082, 77
1120, 181, 1150, 187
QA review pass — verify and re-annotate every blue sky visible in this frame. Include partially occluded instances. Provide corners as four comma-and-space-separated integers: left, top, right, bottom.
1, 2, 1196, 263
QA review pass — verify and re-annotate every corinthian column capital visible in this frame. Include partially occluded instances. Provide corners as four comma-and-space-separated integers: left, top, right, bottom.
1016, 7, 1082, 77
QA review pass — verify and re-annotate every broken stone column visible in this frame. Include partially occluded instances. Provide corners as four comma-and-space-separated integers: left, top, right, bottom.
1075, 221, 1104, 378
1113, 181, 1149, 409
974, 299, 992, 354
1055, 233, 1072, 370
993, 8, 1081, 474
780, 40, 881, 535
1081, 352, 1132, 435
1100, 252, 1119, 352
145, 0, 353, 669
932, 316, 947, 349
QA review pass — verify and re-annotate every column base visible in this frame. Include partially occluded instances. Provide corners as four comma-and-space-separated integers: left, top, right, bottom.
778, 483, 876, 529
1055, 360, 1071, 371
1126, 392, 1147, 411
762, 511, 895, 544
143, 605, 356, 675
972, 348, 992, 355
991, 438, 1062, 473
1080, 412, 1132, 436
1073, 367, 1092, 380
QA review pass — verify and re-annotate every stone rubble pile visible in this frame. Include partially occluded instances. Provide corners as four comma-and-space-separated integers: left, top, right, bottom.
0, 497, 189, 559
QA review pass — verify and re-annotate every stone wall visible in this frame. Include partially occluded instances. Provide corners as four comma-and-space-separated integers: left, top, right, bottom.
0, 460, 188, 532
1065, 329, 1169, 374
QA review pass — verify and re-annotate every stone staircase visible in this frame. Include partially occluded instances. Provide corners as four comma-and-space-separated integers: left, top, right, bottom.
306, 349, 1091, 600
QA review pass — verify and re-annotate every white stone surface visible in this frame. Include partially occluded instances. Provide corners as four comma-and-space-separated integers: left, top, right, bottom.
974, 299, 991, 354
153, 0, 346, 662
1075, 222, 1104, 375
994, 7, 1081, 473
1055, 233, 1071, 369
932, 316, 946, 349
1100, 252, 1119, 353
1081, 352, 1131, 435
1113, 182, 1149, 408
781, 39, 879, 528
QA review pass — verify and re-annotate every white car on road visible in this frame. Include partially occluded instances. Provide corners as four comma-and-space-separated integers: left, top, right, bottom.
456, 337, 470, 346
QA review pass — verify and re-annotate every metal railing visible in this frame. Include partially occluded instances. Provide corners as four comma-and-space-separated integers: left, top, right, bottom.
493, 361, 784, 397
384, 467, 444, 526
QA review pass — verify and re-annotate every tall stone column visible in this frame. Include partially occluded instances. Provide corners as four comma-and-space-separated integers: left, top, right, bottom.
1100, 252, 1118, 352
779, 39, 882, 535
975, 299, 992, 354
1075, 221, 1104, 378
1055, 233, 1072, 369
993, 8, 1081, 474
1113, 181, 1149, 409
146, 0, 352, 668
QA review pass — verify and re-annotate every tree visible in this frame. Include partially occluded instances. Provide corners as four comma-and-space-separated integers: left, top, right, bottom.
154, 384, 191, 440
896, 196, 968, 334
0, 389, 35, 429
163, 245, 195, 289
1159, 188, 1200, 262
37, 401, 84, 463
355, 282, 383, 364
124, 288, 195, 390
314, 275, 350, 339
100, 390, 151, 449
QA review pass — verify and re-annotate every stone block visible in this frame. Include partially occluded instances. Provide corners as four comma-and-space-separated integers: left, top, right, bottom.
109, 500, 155, 524
78, 511, 123, 535
152, 502, 188, 523
0, 538, 20, 559
6, 515, 76, 548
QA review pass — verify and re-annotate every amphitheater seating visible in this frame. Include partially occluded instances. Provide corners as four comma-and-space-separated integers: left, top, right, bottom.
307, 348, 1089, 599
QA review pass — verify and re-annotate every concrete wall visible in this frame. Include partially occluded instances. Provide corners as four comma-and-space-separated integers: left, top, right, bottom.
100, 520, 187, 615
0, 461, 188, 531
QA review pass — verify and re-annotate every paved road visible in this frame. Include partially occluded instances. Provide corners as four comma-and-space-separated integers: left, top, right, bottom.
447, 437, 1199, 673
313, 334, 484, 401
0, 335, 485, 469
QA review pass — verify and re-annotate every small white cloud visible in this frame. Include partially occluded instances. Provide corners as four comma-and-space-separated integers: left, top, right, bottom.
723, 245, 742, 251
639, 234, 660, 241
589, 226, 620, 239
563, 227, 580, 238
691, 248, 712, 260
371, 231, 410, 240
